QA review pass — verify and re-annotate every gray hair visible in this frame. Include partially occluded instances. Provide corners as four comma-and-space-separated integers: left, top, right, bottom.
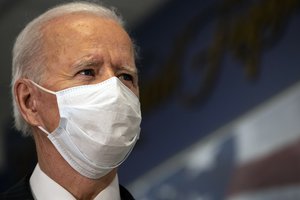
12, 1, 125, 136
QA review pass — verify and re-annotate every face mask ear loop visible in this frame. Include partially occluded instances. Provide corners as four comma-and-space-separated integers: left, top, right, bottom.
38, 126, 51, 135
29, 80, 56, 95
29, 80, 55, 136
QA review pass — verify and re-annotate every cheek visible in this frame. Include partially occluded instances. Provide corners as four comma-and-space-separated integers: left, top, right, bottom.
126, 84, 139, 97
37, 93, 60, 132
134, 87, 140, 98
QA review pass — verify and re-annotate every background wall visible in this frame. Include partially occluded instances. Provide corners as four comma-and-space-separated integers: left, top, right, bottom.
1, 0, 300, 199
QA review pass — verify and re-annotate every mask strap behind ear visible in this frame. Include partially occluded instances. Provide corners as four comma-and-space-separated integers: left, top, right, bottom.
29, 80, 56, 95
38, 126, 50, 135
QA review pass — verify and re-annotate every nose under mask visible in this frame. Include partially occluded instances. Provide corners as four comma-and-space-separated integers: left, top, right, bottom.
31, 77, 142, 179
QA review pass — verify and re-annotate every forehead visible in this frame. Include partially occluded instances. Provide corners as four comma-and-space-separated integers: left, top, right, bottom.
41, 12, 133, 52
39, 12, 136, 75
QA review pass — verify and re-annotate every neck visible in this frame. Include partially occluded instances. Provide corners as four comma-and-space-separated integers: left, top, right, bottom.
33, 129, 117, 200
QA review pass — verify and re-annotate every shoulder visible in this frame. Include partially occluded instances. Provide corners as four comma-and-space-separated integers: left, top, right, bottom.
119, 184, 135, 200
0, 174, 34, 200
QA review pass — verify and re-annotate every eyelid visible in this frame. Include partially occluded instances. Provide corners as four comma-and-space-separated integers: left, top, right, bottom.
118, 71, 136, 82
79, 68, 94, 74
119, 73, 133, 79
75, 68, 97, 81
118, 65, 137, 75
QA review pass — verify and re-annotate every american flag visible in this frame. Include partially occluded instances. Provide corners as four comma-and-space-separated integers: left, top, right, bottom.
129, 81, 300, 200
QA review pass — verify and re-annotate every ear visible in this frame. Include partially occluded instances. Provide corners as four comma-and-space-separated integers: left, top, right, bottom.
14, 79, 41, 127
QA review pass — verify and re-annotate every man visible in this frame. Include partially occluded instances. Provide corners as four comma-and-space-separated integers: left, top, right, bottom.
1, 1, 141, 200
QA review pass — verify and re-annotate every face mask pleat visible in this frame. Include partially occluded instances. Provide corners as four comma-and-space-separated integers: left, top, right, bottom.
34, 77, 141, 179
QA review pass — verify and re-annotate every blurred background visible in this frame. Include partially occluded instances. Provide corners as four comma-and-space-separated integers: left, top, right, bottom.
1, 0, 300, 199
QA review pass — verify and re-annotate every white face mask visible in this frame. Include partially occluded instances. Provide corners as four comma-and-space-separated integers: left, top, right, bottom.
30, 77, 141, 179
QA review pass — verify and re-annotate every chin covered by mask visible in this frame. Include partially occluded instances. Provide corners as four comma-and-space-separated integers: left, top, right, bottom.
31, 77, 141, 179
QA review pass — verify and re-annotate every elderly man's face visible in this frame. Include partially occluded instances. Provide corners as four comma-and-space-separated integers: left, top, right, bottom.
34, 13, 138, 132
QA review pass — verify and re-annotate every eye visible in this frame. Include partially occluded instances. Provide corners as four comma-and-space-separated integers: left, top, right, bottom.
118, 73, 133, 82
78, 69, 95, 76
118, 73, 139, 95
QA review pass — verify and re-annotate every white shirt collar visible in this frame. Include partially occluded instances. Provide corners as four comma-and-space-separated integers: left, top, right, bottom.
29, 164, 121, 200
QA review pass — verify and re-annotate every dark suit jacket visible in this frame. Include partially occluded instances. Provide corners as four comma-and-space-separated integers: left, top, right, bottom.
0, 174, 135, 200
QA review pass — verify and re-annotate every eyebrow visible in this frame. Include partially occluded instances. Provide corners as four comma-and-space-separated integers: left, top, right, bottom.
118, 65, 138, 76
71, 55, 138, 75
72, 58, 102, 70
